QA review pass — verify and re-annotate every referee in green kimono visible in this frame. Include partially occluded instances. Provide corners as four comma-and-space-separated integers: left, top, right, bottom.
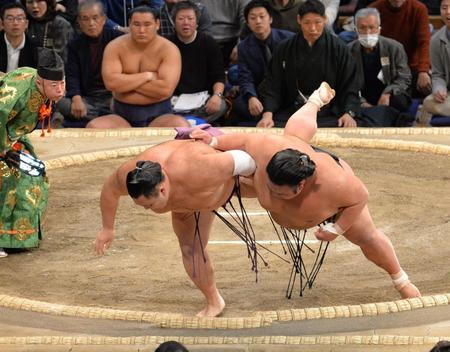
0, 48, 65, 257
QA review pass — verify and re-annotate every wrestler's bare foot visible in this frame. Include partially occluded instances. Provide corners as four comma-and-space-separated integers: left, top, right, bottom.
196, 294, 225, 318
398, 282, 421, 299
308, 82, 336, 108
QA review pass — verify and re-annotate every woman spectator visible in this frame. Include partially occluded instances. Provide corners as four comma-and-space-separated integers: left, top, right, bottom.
21, 0, 74, 62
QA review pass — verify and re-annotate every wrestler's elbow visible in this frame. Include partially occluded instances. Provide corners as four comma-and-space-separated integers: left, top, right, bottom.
104, 79, 124, 93
103, 78, 116, 91
157, 84, 176, 100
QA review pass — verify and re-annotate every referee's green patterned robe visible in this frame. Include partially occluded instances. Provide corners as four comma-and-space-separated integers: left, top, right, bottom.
0, 67, 49, 249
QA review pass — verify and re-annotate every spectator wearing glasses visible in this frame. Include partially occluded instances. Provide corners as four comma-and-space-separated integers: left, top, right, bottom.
0, 2, 37, 72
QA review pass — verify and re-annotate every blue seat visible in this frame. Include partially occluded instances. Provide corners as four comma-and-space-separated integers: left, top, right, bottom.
407, 98, 422, 118
430, 115, 450, 126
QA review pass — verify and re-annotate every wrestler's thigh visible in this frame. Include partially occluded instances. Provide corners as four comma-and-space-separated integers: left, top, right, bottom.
171, 211, 215, 246
342, 205, 378, 245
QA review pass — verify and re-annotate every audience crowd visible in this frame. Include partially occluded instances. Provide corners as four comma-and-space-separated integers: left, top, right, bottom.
1, 0, 449, 128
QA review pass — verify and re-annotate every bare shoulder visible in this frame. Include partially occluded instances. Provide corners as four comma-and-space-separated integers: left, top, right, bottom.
104, 35, 133, 61
158, 35, 179, 51
106, 33, 130, 51
156, 36, 180, 58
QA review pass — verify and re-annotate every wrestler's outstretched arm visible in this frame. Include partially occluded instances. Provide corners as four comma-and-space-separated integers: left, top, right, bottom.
95, 169, 129, 255
190, 131, 251, 152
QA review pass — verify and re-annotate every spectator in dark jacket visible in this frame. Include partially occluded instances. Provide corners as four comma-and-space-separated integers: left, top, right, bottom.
169, 1, 226, 123
57, 0, 122, 125
232, 0, 294, 124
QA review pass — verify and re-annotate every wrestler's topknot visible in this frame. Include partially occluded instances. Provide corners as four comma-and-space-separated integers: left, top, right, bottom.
126, 161, 165, 198
266, 149, 316, 186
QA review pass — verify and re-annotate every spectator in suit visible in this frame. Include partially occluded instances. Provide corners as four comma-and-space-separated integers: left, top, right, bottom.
369, 0, 432, 97
421, 0, 450, 124
169, 1, 227, 123
56, 0, 123, 126
158, 0, 211, 38
232, 0, 294, 124
348, 7, 414, 126
0, 2, 37, 72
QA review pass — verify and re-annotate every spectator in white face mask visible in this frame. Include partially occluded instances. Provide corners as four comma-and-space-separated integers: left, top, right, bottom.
347, 7, 415, 126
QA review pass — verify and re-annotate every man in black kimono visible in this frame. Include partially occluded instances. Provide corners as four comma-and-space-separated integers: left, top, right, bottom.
259, 0, 363, 128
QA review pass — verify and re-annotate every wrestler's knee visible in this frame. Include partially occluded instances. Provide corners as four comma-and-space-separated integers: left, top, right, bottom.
86, 115, 125, 128
179, 243, 194, 258
86, 119, 102, 128
344, 228, 380, 247
173, 115, 191, 127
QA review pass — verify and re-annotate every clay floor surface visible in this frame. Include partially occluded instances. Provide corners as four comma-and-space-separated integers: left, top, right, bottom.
1, 146, 449, 317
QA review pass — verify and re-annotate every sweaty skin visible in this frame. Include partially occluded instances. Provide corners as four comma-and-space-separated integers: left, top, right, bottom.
95, 140, 255, 317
